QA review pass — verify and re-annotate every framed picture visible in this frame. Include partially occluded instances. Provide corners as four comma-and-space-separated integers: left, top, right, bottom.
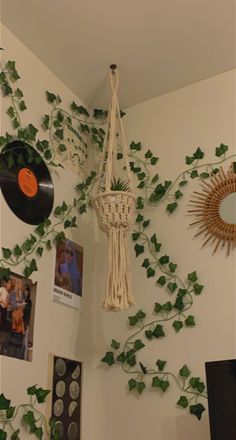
48, 354, 82, 440
0, 272, 37, 362
52, 238, 83, 309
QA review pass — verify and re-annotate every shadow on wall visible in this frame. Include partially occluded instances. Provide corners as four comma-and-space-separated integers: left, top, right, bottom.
162, 413, 210, 440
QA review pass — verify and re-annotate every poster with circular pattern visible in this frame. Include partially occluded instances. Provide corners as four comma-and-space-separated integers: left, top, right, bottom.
48, 355, 82, 440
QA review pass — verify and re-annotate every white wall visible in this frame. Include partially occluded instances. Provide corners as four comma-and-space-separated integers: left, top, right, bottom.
93, 70, 236, 440
0, 24, 97, 440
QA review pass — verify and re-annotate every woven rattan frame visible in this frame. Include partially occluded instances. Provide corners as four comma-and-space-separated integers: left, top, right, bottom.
188, 164, 236, 256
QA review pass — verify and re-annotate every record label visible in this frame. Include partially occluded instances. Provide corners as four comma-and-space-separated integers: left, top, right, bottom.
0, 140, 54, 225
18, 167, 38, 198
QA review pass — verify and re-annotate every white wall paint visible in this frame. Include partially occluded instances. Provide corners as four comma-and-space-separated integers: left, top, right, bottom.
93, 70, 236, 440
0, 24, 97, 440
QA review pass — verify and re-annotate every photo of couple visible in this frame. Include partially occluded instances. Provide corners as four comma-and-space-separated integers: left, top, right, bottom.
53, 238, 83, 309
0, 273, 37, 362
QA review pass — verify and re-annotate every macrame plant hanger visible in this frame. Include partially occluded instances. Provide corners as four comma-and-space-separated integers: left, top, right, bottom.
93, 65, 136, 311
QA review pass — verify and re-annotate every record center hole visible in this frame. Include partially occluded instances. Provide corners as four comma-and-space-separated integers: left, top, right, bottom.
18, 167, 38, 198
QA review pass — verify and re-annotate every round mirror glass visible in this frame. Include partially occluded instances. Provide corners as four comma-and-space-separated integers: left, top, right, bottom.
219, 193, 236, 224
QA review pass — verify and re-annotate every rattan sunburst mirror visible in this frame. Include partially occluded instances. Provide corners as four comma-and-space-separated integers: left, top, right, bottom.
188, 163, 236, 256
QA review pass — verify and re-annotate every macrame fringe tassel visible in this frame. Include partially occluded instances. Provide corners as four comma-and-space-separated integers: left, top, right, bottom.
103, 227, 135, 311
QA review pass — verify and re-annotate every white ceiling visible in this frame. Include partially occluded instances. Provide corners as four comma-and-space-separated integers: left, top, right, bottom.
1, 0, 236, 108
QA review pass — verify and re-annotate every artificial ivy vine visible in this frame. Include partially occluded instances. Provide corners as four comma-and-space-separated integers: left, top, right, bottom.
0, 385, 59, 440
0, 59, 236, 430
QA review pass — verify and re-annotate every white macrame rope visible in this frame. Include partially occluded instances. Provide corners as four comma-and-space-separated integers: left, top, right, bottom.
93, 68, 136, 311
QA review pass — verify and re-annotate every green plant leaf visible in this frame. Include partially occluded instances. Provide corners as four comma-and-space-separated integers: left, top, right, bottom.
145, 149, 153, 159
127, 354, 136, 367
143, 220, 150, 228
142, 258, 150, 268
6, 406, 15, 418
190, 170, 198, 179
0, 430, 7, 440
200, 172, 210, 179
19, 100, 27, 111
36, 247, 44, 257
136, 213, 144, 223
132, 232, 140, 241
154, 303, 162, 313
111, 339, 120, 350
179, 365, 191, 378
193, 283, 204, 295
128, 378, 137, 391
128, 315, 138, 326
152, 324, 165, 338
147, 267, 155, 278
35, 387, 50, 404
0, 394, 10, 410
134, 244, 144, 257
55, 128, 64, 140
136, 381, 146, 394
34, 427, 43, 439
150, 156, 158, 165
7, 106, 15, 118
46, 91, 57, 103
117, 352, 126, 363
167, 282, 177, 293
172, 320, 183, 332
169, 262, 177, 273
2, 248, 12, 259
188, 271, 198, 283
193, 147, 204, 160
159, 255, 169, 265
215, 143, 228, 157
177, 396, 189, 408
173, 297, 185, 311
179, 180, 188, 187
130, 141, 141, 151
152, 377, 169, 392
189, 403, 205, 420
175, 190, 183, 199
157, 276, 166, 286
136, 309, 146, 320
101, 352, 115, 366
166, 202, 178, 213
185, 156, 194, 165
13, 245, 22, 257
27, 385, 37, 395
10, 429, 20, 440
145, 330, 153, 340
134, 339, 145, 351
156, 359, 167, 371
162, 301, 173, 312
185, 315, 195, 327
152, 174, 159, 183
139, 362, 147, 375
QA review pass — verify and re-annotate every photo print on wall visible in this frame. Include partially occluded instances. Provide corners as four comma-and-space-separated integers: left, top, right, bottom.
52, 238, 83, 310
48, 354, 82, 440
0, 272, 37, 361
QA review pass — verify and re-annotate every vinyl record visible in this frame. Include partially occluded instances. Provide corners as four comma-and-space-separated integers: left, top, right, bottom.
0, 140, 54, 225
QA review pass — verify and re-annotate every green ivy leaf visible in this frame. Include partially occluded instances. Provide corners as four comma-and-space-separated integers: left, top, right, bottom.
55, 128, 64, 140
0, 430, 7, 440
185, 315, 195, 327
193, 147, 204, 160
215, 143, 228, 157
35, 223, 45, 237
130, 141, 141, 151
156, 359, 166, 371
2, 248, 12, 259
190, 170, 198, 179
15, 87, 23, 98
145, 330, 153, 340
128, 315, 138, 326
0, 71, 6, 84
10, 429, 20, 440
162, 301, 173, 312
193, 283, 204, 295
145, 149, 153, 159
136, 214, 144, 223
143, 220, 150, 228
36, 247, 44, 257
159, 255, 169, 265
136, 381, 146, 394
6, 406, 15, 419
101, 352, 115, 366
13, 245, 22, 257
152, 324, 165, 338
111, 339, 120, 350
117, 352, 126, 363
134, 244, 144, 257
128, 378, 137, 391
19, 100, 27, 111
189, 403, 205, 420
35, 387, 50, 404
172, 320, 183, 332
147, 267, 155, 278
151, 174, 159, 183
157, 276, 166, 286
154, 303, 162, 313
34, 427, 43, 439
175, 190, 183, 199
166, 202, 178, 213
200, 172, 210, 179
136, 310, 146, 320
173, 297, 185, 311
127, 354, 136, 367
152, 377, 169, 392
167, 282, 177, 293
188, 271, 198, 283
177, 396, 189, 408
134, 339, 145, 351
7, 106, 15, 118
185, 156, 194, 165
179, 180, 188, 187
177, 288, 187, 298
0, 394, 10, 410
27, 385, 37, 395
169, 262, 177, 273
46, 91, 57, 103
150, 233, 158, 243
179, 365, 191, 378
150, 156, 158, 165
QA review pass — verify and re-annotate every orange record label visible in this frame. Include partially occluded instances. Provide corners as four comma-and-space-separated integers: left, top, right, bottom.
18, 168, 38, 198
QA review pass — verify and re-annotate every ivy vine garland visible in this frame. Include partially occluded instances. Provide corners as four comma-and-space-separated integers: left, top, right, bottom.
0, 60, 235, 428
